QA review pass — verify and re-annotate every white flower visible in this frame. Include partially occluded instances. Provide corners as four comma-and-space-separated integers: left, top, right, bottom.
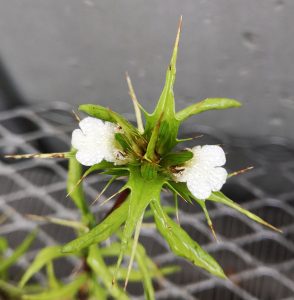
71, 117, 122, 166
176, 145, 227, 200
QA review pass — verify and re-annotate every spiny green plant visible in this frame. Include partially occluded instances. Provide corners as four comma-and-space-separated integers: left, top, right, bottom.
2, 17, 280, 300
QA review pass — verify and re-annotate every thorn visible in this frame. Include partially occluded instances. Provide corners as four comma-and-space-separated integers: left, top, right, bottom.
4, 152, 66, 159
72, 109, 81, 122
66, 175, 85, 197
208, 222, 219, 243
228, 166, 254, 178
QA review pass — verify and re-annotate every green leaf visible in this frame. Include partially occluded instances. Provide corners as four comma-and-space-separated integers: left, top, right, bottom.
165, 181, 193, 203
0, 279, 23, 299
135, 244, 155, 300
161, 150, 193, 167
0, 230, 36, 274
20, 246, 74, 287
61, 199, 129, 253
67, 152, 95, 227
22, 274, 87, 300
144, 19, 182, 155
141, 162, 158, 180
113, 167, 164, 279
208, 192, 281, 232
176, 98, 242, 122
87, 246, 129, 300
0, 237, 8, 254
151, 199, 226, 278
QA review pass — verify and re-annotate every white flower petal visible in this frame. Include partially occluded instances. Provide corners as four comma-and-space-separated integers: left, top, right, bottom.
187, 176, 212, 200
76, 149, 104, 166
79, 117, 104, 135
71, 117, 122, 166
206, 167, 228, 191
196, 145, 226, 167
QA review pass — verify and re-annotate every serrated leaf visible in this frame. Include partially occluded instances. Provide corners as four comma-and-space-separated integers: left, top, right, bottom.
161, 150, 193, 167
62, 199, 129, 253
0, 230, 36, 274
176, 98, 242, 122
87, 246, 129, 300
22, 274, 87, 300
20, 246, 74, 287
151, 199, 226, 278
208, 192, 281, 232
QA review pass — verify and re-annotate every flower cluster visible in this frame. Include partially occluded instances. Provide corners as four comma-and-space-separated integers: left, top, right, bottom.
72, 120, 228, 200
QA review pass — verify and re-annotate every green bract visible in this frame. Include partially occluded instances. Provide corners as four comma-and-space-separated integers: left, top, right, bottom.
2, 18, 280, 300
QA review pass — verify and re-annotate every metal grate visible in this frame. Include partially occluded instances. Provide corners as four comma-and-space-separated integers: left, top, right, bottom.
0, 103, 294, 300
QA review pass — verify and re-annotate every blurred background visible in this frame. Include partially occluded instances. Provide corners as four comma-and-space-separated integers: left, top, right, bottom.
0, 1, 294, 300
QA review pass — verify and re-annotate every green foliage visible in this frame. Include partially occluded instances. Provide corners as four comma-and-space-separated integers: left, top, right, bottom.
151, 199, 226, 278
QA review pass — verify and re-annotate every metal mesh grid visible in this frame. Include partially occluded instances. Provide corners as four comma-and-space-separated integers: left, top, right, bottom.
0, 102, 294, 300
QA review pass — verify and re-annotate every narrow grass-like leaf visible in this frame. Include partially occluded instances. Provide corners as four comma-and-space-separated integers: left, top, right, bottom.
208, 192, 281, 232
135, 243, 155, 300
67, 153, 95, 227
0, 279, 23, 298
87, 246, 129, 300
0, 230, 36, 273
176, 98, 241, 122
22, 274, 87, 300
113, 167, 164, 283
20, 246, 74, 287
62, 199, 129, 253
151, 199, 226, 278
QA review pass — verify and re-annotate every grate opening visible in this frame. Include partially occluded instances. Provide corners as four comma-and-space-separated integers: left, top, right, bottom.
249, 171, 294, 195
9, 195, 55, 216
162, 258, 208, 286
181, 223, 210, 244
40, 223, 76, 244
192, 285, 245, 300
37, 109, 76, 126
18, 165, 64, 187
209, 248, 253, 276
29, 136, 69, 153
221, 183, 256, 204
0, 116, 39, 134
2, 230, 45, 251
0, 175, 22, 195
139, 235, 168, 257
210, 214, 254, 239
239, 274, 293, 299
250, 205, 293, 228
242, 238, 294, 264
